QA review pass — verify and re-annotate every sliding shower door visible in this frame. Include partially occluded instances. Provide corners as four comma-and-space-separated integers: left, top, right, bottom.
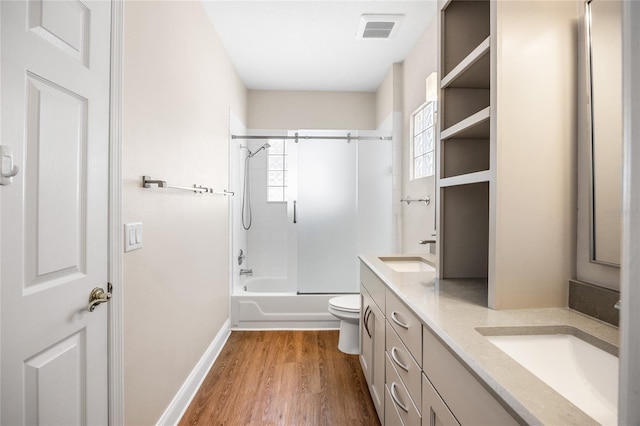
291, 133, 358, 294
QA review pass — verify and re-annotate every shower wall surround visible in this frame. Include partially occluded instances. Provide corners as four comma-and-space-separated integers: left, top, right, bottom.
244, 137, 289, 278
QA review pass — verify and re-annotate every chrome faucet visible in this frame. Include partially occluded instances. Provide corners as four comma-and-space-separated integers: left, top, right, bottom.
614, 300, 621, 310
240, 268, 253, 276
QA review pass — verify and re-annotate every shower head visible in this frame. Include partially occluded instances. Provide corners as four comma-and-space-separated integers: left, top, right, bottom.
249, 142, 271, 158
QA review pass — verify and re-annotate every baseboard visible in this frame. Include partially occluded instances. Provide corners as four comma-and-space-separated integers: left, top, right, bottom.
156, 319, 231, 426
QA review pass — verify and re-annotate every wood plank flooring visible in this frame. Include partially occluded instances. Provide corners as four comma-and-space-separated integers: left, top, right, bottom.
179, 330, 380, 426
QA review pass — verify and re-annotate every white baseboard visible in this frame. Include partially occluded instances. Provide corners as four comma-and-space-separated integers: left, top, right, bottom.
156, 319, 231, 426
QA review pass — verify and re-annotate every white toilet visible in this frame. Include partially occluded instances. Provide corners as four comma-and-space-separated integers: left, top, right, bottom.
328, 295, 361, 355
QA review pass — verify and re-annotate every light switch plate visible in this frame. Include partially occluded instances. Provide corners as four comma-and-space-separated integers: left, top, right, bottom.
124, 223, 143, 252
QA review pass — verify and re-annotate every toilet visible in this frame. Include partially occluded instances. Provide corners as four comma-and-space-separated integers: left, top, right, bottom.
328, 295, 361, 355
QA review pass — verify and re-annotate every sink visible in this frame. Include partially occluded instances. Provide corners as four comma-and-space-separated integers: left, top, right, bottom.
378, 257, 435, 273
481, 329, 618, 425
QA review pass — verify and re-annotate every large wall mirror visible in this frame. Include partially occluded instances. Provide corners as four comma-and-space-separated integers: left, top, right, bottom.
586, 0, 622, 267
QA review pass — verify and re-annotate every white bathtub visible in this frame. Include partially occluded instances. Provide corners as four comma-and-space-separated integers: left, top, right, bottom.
231, 277, 345, 329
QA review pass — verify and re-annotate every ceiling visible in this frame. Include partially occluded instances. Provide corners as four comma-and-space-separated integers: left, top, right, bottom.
201, 1, 437, 92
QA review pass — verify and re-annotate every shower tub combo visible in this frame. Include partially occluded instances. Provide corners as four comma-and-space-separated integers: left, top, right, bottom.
229, 129, 392, 330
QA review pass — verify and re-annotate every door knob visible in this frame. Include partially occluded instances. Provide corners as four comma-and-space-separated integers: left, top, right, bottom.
88, 287, 111, 312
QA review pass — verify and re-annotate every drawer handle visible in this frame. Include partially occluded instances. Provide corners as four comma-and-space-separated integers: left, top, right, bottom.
365, 308, 373, 338
391, 347, 409, 372
390, 382, 409, 413
391, 311, 409, 329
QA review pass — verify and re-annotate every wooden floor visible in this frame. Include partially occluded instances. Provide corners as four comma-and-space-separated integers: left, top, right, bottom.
179, 330, 380, 426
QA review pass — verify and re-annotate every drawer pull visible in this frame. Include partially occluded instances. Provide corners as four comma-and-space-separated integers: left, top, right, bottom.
391, 347, 409, 372
362, 305, 370, 336
390, 382, 409, 413
364, 306, 372, 338
391, 311, 409, 329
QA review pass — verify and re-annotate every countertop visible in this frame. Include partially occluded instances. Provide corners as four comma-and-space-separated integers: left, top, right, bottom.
359, 254, 619, 426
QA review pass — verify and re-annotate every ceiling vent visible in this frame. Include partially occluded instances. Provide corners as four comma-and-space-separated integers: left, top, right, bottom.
356, 14, 404, 40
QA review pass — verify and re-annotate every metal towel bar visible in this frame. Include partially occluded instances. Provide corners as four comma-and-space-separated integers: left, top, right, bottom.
400, 195, 430, 205
142, 176, 234, 196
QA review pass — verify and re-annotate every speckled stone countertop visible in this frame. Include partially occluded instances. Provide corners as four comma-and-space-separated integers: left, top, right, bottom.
359, 254, 620, 426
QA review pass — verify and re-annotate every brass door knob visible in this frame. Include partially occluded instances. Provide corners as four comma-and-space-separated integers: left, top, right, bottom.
88, 287, 112, 312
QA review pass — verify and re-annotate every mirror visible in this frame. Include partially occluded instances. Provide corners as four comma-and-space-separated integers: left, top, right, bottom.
586, 0, 622, 266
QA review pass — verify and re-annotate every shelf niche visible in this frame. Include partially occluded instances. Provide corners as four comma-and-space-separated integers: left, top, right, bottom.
443, 1, 490, 76
441, 139, 490, 178
440, 182, 489, 279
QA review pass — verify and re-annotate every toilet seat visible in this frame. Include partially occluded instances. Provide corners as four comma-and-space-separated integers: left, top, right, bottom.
329, 295, 360, 313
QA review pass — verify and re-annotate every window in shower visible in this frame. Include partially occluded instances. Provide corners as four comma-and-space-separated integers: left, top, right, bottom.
267, 139, 288, 202
411, 101, 436, 180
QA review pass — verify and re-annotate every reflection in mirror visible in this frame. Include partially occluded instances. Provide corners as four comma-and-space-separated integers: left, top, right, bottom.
587, 0, 622, 266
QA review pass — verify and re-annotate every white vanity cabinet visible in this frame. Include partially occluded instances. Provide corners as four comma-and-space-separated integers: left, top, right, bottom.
359, 259, 519, 426
360, 263, 386, 422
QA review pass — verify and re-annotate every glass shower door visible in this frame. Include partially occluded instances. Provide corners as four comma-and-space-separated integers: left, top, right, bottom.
291, 133, 358, 294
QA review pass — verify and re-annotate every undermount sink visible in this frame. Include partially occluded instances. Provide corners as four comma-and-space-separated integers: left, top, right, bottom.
378, 256, 435, 273
479, 327, 618, 426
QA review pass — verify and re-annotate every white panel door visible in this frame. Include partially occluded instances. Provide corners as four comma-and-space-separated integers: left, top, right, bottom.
1, 1, 112, 425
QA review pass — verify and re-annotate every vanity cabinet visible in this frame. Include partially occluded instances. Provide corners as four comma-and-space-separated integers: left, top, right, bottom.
437, 0, 578, 309
360, 263, 386, 422
360, 259, 519, 426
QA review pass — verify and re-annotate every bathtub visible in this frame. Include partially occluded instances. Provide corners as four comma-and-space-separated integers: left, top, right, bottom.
230, 277, 344, 329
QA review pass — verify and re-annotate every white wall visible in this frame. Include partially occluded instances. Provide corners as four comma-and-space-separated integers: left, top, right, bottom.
401, 17, 437, 254
376, 64, 404, 252
374, 18, 437, 255
122, 2, 246, 424
248, 90, 377, 130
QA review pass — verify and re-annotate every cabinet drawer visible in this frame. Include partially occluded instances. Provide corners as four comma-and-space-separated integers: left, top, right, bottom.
422, 373, 460, 426
384, 384, 404, 426
386, 290, 422, 366
385, 353, 421, 426
360, 262, 386, 311
422, 326, 519, 426
386, 321, 421, 405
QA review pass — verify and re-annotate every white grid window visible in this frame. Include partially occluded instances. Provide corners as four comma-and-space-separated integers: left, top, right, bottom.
412, 101, 436, 179
267, 139, 288, 202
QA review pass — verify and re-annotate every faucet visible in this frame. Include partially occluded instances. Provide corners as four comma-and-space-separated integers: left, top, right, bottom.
614, 300, 621, 310
240, 268, 253, 276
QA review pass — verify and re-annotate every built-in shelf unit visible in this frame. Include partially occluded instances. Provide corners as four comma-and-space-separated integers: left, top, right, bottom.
436, 0, 577, 309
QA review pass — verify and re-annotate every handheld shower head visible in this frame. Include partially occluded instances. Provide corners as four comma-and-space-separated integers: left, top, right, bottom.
249, 142, 271, 158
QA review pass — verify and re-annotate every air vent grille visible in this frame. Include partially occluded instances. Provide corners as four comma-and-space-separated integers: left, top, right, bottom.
357, 14, 404, 40
362, 22, 396, 39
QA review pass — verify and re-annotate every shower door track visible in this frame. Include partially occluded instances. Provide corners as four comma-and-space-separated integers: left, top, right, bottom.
231, 133, 391, 142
